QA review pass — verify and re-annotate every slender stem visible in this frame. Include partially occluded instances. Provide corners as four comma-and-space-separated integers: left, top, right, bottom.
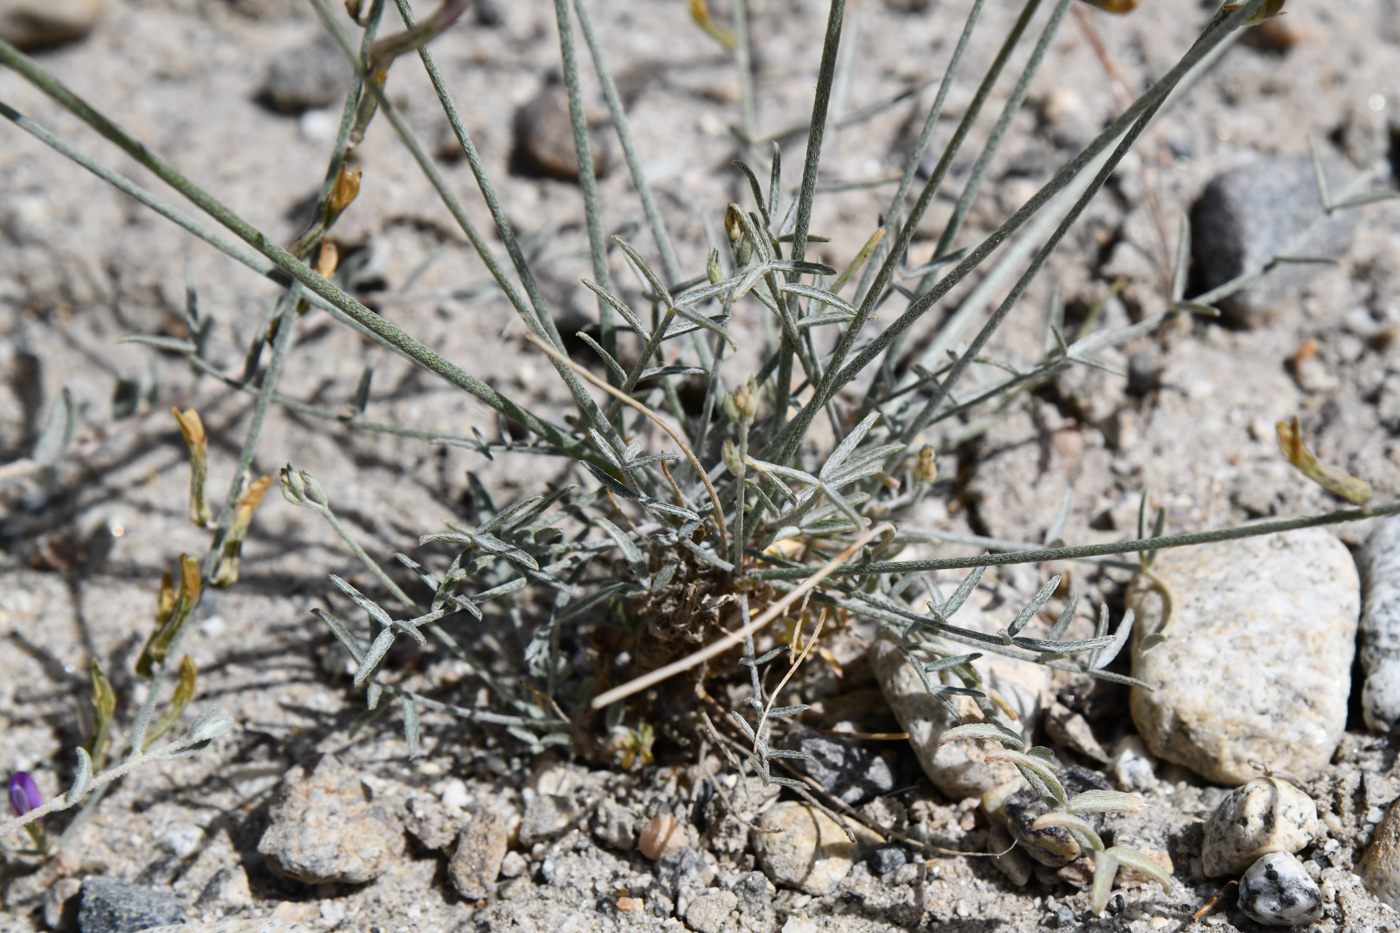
929, 0, 1070, 267
732, 0, 759, 165
0, 36, 597, 463
749, 498, 1400, 580
550, 0, 615, 356
765, 0, 1266, 462
572, 0, 681, 287
525, 334, 729, 545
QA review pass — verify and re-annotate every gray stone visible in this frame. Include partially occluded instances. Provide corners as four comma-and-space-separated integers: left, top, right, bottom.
1359, 797, 1400, 908
194, 866, 252, 911
449, 807, 510, 901
751, 802, 877, 895
1359, 517, 1400, 732
257, 757, 405, 884
1127, 529, 1360, 785
1202, 776, 1318, 877
775, 730, 894, 805
1237, 852, 1324, 927
518, 794, 580, 846
400, 791, 459, 851
1190, 155, 1357, 322
987, 823, 1034, 887
1045, 702, 1109, 764
867, 843, 910, 876
78, 877, 184, 933
262, 34, 351, 114
869, 590, 1050, 798
0, 0, 101, 49
512, 79, 613, 181
683, 890, 737, 933
1109, 734, 1157, 792
655, 846, 708, 902
985, 768, 1112, 868
592, 798, 641, 851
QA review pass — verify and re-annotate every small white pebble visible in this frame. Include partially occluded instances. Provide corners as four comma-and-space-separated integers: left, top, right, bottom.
299, 108, 338, 142
440, 778, 470, 810
201, 615, 226, 637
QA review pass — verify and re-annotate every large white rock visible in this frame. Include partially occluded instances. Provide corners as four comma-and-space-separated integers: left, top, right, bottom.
869, 590, 1051, 799
1127, 529, 1360, 785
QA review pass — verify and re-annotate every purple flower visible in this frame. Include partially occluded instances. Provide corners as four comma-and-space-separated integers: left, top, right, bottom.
9, 772, 42, 818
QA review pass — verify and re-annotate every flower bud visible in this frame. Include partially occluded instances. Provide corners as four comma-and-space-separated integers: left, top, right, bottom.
913, 446, 937, 484
723, 377, 760, 425
9, 772, 41, 817
279, 465, 306, 504
721, 438, 744, 477
707, 248, 723, 285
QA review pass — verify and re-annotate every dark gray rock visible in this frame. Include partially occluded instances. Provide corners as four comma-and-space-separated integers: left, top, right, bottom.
1360, 517, 1400, 732
1190, 155, 1357, 322
776, 730, 894, 805
1043, 903, 1076, 928
262, 33, 351, 114
867, 843, 910, 876
1238, 852, 1324, 927
1000, 767, 1112, 868
78, 877, 184, 933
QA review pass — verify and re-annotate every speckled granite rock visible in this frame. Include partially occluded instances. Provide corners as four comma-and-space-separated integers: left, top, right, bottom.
1237, 852, 1323, 926
1127, 529, 1360, 785
1202, 776, 1318, 877
141, 924, 311, 933
257, 757, 405, 884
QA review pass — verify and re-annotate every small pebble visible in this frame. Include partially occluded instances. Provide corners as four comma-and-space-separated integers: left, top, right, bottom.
639, 813, 687, 861
512, 79, 613, 181
43, 876, 80, 933
449, 807, 509, 901
593, 798, 642, 851
1045, 701, 1109, 764
1359, 797, 1400, 908
0, 0, 101, 49
1110, 734, 1157, 792
261, 33, 350, 114
78, 877, 184, 933
1237, 852, 1323, 927
517, 793, 579, 846
683, 890, 737, 933
1202, 776, 1318, 877
499, 851, 528, 879
867, 843, 911, 876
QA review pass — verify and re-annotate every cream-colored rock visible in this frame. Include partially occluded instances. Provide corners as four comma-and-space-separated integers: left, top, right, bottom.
751, 802, 878, 895
1202, 776, 1318, 877
0, 0, 101, 49
1128, 529, 1360, 785
869, 590, 1051, 799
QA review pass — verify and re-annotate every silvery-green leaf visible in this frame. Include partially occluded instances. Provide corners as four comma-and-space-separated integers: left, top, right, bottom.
821, 411, 881, 480
32, 388, 76, 468
938, 721, 1024, 751
355, 628, 397, 686
1066, 790, 1145, 816
1092, 608, 1135, 670
583, 462, 637, 499
595, 517, 649, 588
1007, 575, 1061, 639
68, 747, 93, 803
402, 696, 420, 758
780, 282, 857, 317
